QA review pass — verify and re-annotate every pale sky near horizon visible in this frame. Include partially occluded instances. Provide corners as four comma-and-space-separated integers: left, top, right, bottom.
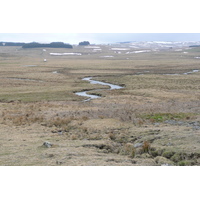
1, 1, 200, 44
1, 33, 200, 45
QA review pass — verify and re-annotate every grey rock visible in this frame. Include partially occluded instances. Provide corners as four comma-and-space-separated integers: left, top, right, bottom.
43, 141, 53, 148
177, 121, 185, 125
58, 131, 63, 135
154, 123, 160, 126
134, 143, 143, 148
56, 161, 63, 165
193, 126, 200, 130
167, 142, 173, 146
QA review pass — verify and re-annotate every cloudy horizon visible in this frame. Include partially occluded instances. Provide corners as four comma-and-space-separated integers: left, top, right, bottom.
1, 33, 200, 45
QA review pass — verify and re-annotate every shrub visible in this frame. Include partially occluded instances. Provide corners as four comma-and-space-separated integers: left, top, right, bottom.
142, 141, 150, 153
121, 143, 135, 158
108, 132, 116, 140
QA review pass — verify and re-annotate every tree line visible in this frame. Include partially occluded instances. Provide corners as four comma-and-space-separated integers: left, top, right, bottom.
79, 41, 90, 46
0, 41, 91, 48
0, 42, 73, 48
22, 42, 73, 48
0, 42, 25, 46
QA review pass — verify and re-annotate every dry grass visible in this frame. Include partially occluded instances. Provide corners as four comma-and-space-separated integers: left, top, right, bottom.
1, 45, 200, 165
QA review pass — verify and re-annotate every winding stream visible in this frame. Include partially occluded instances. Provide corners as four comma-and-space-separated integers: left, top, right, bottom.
75, 77, 124, 101
54, 69, 199, 102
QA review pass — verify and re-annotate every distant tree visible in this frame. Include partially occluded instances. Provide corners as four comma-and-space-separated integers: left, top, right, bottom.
49, 42, 73, 48
0, 41, 73, 48
79, 41, 90, 46
22, 42, 43, 48
189, 45, 200, 48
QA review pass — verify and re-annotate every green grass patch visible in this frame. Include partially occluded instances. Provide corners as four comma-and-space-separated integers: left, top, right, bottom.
186, 47, 200, 53
0, 90, 79, 102
140, 113, 194, 122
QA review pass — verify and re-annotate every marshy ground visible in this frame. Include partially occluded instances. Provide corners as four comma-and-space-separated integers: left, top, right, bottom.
1, 44, 200, 165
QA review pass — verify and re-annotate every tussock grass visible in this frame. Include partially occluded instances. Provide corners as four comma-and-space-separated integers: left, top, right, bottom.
140, 113, 194, 123
1, 46, 200, 165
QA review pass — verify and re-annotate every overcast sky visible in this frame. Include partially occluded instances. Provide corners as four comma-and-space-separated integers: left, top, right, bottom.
1, 33, 200, 44
1, 1, 200, 45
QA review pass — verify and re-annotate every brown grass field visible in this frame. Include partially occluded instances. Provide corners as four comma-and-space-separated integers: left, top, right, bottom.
1, 45, 200, 165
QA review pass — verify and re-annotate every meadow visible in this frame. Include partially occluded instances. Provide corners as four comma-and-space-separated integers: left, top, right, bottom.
0, 44, 200, 165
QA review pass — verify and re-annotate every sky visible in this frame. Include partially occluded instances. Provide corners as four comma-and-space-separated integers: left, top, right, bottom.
1, 1, 200, 45
1, 33, 200, 44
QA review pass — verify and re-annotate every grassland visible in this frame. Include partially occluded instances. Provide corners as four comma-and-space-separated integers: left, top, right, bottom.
0, 45, 200, 166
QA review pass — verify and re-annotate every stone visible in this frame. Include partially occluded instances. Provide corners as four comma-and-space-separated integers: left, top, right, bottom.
134, 143, 143, 148
56, 161, 63, 165
43, 141, 53, 148
58, 131, 63, 135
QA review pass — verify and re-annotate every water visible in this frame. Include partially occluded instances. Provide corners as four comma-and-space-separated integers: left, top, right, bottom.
76, 77, 123, 101
50, 53, 82, 56
183, 69, 199, 74
82, 77, 123, 90
75, 91, 101, 102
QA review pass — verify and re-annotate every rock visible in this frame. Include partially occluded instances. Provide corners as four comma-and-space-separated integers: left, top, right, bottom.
58, 131, 63, 135
134, 143, 143, 148
167, 142, 173, 146
154, 123, 160, 126
56, 161, 63, 165
43, 141, 53, 148
193, 126, 200, 130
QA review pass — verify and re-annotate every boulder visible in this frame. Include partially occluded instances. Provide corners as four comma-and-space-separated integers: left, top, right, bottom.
134, 143, 143, 148
43, 141, 53, 148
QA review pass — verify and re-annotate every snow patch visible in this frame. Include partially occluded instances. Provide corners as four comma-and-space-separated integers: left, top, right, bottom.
50, 53, 82, 56
100, 56, 114, 58
126, 50, 151, 54
111, 48, 130, 51
84, 46, 101, 49
174, 49, 182, 51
